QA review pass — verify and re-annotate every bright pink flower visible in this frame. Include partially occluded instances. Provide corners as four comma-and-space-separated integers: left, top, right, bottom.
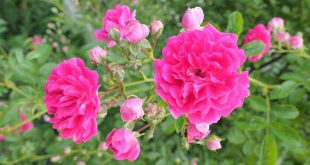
275, 32, 290, 42
182, 7, 204, 31
244, 24, 271, 62
32, 36, 45, 45
289, 36, 303, 49
207, 139, 222, 151
151, 20, 164, 35
120, 98, 144, 121
44, 58, 100, 143
95, 4, 136, 47
154, 24, 250, 124
20, 112, 33, 132
0, 134, 5, 141
88, 46, 107, 64
124, 20, 149, 43
268, 17, 284, 31
187, 122, 210, 143
106, 128, 140, 161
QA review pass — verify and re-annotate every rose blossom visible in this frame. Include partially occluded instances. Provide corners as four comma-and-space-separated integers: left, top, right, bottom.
106, 128, 140, 161
268, 17, 284, 31
32, 36, 45, 45
124, 20, 149, 43
207, 139, 222, 151
289, 36, 303, 49
151, 20, 164, 35
20, 112, 33, 132
95, 4, 136, 47
44, 58, 100, 143
187, 122, 210, 143
275, 32, 290, 42
154, 24, 249, 124
120, 98, 144, 121
244, 24, 271, 62
182, 7, 204, 31
88, 46, 107, 64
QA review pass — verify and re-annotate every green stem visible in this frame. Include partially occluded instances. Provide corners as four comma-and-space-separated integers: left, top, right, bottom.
265, 93, 271, 134
124, 79, 154, 87
249, 77, 274, 89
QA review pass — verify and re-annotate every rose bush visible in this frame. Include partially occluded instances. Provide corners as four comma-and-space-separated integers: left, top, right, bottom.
0, 0, 310, 164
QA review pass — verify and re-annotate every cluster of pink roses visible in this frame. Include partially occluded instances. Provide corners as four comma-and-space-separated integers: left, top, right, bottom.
243, 17, 304, 62
155, 7, 250, 147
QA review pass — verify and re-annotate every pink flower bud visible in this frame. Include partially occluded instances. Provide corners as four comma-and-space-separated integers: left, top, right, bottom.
120, 98, 144, 121
124, 20, 149, 43
20, 112, 33, 132
182, 7, 204, 31
187, 122, 210, 143
88, 46, 107, 64
99, 142, 108, 151
51, 41, 58, 48
207, 139, 221, 151
268, 17, 284, 31
32, 36, 45, 45
62, 46, 68, 53
289, 36, 303, 49
275, 32, 290, 42
64, 147, 71, 154
132, 0, 137, 4
151, 20, 164, 35
77, 161, 85, 165
106, 128, 140, 161
50, 155, 60, 162
0, 134, 5, 141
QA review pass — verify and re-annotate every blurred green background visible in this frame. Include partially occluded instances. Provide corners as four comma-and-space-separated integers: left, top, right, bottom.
0, 0, 310, 165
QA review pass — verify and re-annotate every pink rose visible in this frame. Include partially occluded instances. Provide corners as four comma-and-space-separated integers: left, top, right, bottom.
154, 24, 250, 124
275, 32, 290, 42
20, 112, 33, 132
151, 20, 164, 35
124, 20, 149, 43
95, 4, 136, 47
32, 36, 45, 45
44, 58, 100, 143
182, 7, 204, 31
120, 98, 144, 121
289, 36, 303, 49
106, 128, 140, 161
268, 17, 284, 31
207, 139, 222, 151
0, 134, 5, 141
88, 46, 107, 64
187, 122, 210, 143
244, 24, 271, 62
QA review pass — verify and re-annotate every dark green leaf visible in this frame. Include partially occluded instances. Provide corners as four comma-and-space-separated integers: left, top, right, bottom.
247, 95, 267, 112
271, 122, 303, 148
271, 104, 299, 119
226, 11, 243, 35
270, 81, 299, 100
242, 40, 265, 57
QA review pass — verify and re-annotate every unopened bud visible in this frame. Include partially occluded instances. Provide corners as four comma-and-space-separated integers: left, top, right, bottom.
129, 59, 142, 71
108, 28, 121, 43
64, 147, 71, 154
50, 155, 60, 162
151, 20, 164, 37
206, 135, 222, 151
110, 64, 125, 82
99, 142, 108, 151
98, 105, 108, 118
88, 46, 107, 64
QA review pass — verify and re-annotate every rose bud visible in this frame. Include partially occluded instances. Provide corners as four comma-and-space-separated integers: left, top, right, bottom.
32, 36, 45, 45
289, 36, 303, 49
88, 46, 107, 64
275, 32, 290, 42
268, 17, 284, 31
99, 142, 108, 151
77, 161, 85, 165
182, 7, 204, 31
106, 128, 140, 161
207, 139, 222, 151
0, 134, 5, 141
150, 20, 164, 36
124, 20, 149, 43
20, 112, 33, 133
64, 147, 71, 154
187, 122, 210, 143
120, 98, 144, 122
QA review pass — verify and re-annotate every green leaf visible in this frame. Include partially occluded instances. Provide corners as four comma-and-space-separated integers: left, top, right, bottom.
39, 62, 57, 75
259, 134, 277, 165
270, 81, 299, 100
226, 11, 243, 35
227, 128, 245, 144
271, 122, 303, 148
242, 40, 265, 57
174, 116, 185, 134
26, 44, 52, 64
247, 95, 267, 112
271, 104, 299, 119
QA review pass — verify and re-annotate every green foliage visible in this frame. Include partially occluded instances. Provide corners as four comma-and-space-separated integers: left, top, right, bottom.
226, 11, 243, 36
242, 40, 265, 57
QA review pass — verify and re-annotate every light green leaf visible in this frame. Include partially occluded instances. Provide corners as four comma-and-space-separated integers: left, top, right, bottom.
259, 134, 277, 165
270, 81, 299, 100
242, 40, 265, 57
226, 11, 243, 35
174, 116, 185, 134
271, 104, 299, 119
